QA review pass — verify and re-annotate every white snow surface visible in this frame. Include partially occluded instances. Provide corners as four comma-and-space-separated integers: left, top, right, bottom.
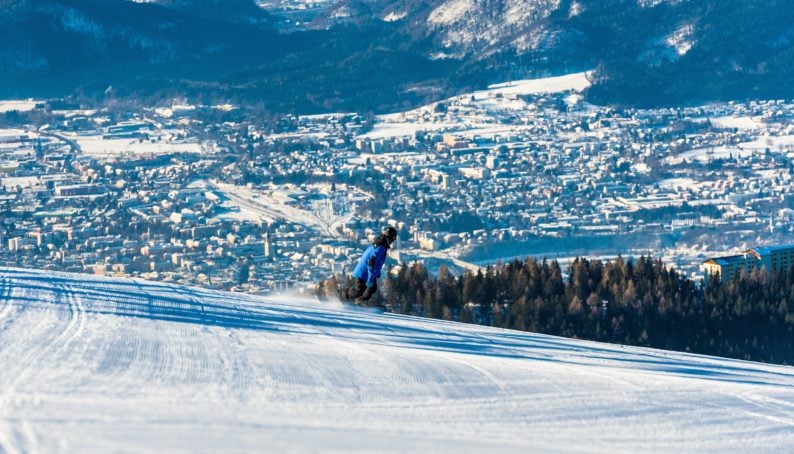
666, 135, 794, 164
382, 10, 407, 22
427, 0, 474, 26
710, 115, 763, 130
1, 267, 794, 452
484, 71, 592, 95
425, 0, 560, 51
637, 0, 685, 7
0, 100, 41, 113
66, 133, 204, 158
362, 71, 592, 139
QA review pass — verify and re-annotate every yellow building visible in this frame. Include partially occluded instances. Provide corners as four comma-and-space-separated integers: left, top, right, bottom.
702, 244, 794, 282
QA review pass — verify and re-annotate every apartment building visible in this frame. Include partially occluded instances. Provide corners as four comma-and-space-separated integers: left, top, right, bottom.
702, 244, 794, 282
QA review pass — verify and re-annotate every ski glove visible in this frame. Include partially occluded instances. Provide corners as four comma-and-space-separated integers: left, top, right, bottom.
366, 279, 374, 288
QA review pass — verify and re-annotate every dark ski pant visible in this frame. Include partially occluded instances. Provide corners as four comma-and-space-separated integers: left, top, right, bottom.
338, 278, 377, 303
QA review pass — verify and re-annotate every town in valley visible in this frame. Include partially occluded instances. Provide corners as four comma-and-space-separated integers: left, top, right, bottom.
1, 73, 793, 293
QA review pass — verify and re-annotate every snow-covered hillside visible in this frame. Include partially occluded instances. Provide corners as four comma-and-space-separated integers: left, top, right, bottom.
310, 0, 567, 56
426, 0, 561, 55
361, 71, 593, 139
1, 267, 793, 452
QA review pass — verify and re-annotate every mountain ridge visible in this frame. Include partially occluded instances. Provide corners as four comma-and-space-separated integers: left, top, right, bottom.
312, 0, 794, 106
1, 0, 793, 112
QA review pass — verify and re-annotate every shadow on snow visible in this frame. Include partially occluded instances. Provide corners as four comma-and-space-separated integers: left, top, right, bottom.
1, 267, 793, 388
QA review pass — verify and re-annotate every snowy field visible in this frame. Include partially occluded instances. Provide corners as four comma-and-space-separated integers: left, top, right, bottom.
361, 72, 593, 139
666, 135, 794, 164
0, 129, 29, 140
0, 100, 41, 113
710, 115, 763, 130
64, 133, 204, 158
481, 71, 593, 96
1, 267, 794, 452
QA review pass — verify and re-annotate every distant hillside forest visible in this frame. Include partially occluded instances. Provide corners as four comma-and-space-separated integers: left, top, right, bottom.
317, 257, 794, 365
4, 0, 794, 112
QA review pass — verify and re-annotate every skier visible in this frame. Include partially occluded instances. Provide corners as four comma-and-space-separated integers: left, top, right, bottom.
337, 226, 397, 306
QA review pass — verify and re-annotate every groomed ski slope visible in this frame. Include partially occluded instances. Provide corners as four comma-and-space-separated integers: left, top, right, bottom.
1, 268, 793, 452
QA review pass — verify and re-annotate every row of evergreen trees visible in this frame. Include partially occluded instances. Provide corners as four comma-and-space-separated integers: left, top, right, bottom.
316, 256, 794, 365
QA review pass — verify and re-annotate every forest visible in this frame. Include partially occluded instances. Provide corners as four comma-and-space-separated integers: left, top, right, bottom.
317, 256, 794, 365
5, 0, 794, 114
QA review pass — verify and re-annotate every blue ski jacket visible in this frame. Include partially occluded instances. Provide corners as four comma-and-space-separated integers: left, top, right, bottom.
352, 237, 390, 286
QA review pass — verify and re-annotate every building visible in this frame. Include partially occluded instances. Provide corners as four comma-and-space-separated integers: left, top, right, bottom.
750, 245, 794, 274
701, 254, 754, 282
702, 244, 794, 282
54, 184, 106, 197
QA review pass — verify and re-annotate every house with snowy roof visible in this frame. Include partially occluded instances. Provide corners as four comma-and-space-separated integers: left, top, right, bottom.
702, 244, 794, 282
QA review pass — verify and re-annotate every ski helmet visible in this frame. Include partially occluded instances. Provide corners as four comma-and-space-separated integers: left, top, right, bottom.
383, 226, 398, 244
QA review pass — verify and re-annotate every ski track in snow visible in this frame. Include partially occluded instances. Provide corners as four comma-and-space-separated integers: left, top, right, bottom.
0, 267, 793, 452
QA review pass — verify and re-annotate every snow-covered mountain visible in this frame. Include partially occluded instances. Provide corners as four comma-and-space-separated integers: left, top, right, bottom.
309, 0, 794, 106
1, 267, 793, 451
309, 0, 557, 57
316, 0, 565, 57
1, 0, 793, 110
